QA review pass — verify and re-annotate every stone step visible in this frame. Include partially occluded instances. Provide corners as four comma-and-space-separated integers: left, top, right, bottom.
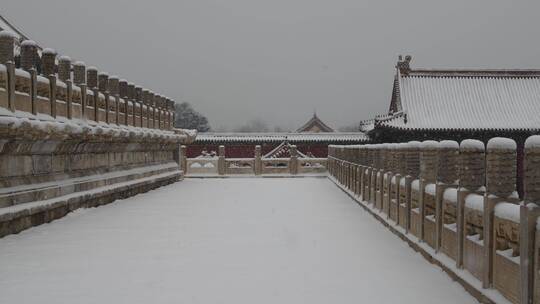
0, 163, 182, 238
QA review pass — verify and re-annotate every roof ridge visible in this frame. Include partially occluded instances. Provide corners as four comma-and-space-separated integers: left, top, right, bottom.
406, 69, 540, 78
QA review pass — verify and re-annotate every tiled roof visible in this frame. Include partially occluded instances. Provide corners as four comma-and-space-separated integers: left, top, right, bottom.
0, 14, 33, 43
382, 65, 540, 131
194, 132, 368, 143
263, 141, 308, 158
296, 113, 335, 132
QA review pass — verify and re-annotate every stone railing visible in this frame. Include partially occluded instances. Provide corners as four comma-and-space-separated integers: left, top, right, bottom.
0, 31, 175, 129
0, 30, 196, 238
328, 137, 540, 304
181, 145, 327, 176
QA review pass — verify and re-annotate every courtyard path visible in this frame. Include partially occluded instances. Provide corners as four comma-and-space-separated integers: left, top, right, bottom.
0, 178, 476, 303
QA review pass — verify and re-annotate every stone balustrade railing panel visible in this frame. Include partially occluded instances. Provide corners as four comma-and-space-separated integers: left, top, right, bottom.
328, 136, 540, 304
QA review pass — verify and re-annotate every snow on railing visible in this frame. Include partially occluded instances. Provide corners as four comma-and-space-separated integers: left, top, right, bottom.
327, 136, 540, 304
0, 30, 175, 131
180, 145, 327, 176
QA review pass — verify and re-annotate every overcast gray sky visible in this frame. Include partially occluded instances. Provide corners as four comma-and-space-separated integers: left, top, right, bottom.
3, 1, 540, 131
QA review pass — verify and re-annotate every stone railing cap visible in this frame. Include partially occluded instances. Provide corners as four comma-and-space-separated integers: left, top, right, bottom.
460, 139, 484, 151
525, 135, 540, 149
439, 140, 459, 149
42, 48, 57, 55
0, 30, 16, 39
487, 137, 516, 151
58, 55, 72, 62
21, 40, 37, 47
407, 141, 421, 148
421, 140, 439, 149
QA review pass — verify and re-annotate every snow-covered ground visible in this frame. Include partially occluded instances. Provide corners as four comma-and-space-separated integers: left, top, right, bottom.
0, 178, 476, 304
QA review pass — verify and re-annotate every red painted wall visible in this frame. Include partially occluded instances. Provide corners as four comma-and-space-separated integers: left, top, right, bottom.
187, 143, 329, 158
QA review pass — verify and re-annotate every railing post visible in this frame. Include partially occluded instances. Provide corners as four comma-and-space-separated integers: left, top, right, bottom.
98, 72, 109, 123
254, 145, 262, 175
66, 80, 73, 119
127, 83, 135, 126
29, 68, 37, 115
484, 137, 516, 288
218, 145, 226, 175
435, 140, 459, 252
290, 145, 298, 175
48, 75, 57, 118
135, 86, 143, 127
521, 136, 540, 304
58, 56, 72, 119
420, 141, 440, 243
74, 61, 86, 117
0, 30, 15, 65
87, 67, 98, 121
404, 141, 421, 233
6, 61, 15, 112
0, 31, 16, 111
108, 76, 120, 125
457, 139, 485, 269
179, 145, 187, 174
41, 48, 56, 77
119, 80, 129, 125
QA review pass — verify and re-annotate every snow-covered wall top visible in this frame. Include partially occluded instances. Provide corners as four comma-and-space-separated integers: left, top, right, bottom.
195, 132, 368, 144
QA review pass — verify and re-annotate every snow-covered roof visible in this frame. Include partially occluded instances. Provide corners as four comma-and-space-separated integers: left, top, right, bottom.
381, 57, 540, 131
296, 113, 335, 133
0, 14, 37, 47
263, 141, 308, 158
195, 132, 368, 144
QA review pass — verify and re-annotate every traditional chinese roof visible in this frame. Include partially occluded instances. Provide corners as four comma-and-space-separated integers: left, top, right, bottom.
0, 14, 35, 45
296, 113, 335, 133
380, 56, 540, 132
263, 141, 308, 158
194, 132, 368, 144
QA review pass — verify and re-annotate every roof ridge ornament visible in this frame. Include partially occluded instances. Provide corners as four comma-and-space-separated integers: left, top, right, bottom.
396, 55, 412, 75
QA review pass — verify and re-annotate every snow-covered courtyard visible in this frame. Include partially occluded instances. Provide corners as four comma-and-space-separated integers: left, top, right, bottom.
0, 178, 476, 303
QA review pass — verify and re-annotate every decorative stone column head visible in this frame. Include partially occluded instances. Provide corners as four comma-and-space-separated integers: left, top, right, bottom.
459, 139, 485, 191
219, 145, 225, 157
119, 79, 128, 98
397, 143, 408, 175
438, 140, 459, 184
87, 67, 98, 88
377, 144, 386, 171
142, 89, 150, 105
149, 91, 155, 106
388, 143, 398, 172
127, 83, 135, 100
420, 140, 439, 183
405, 141, 421, 178
58, 56, 72, 82
135, 86, 143, 101
290, 145, 298, 157
108, 76, 119, 96
20, 40, 37, 71
73, 61, 86, 85
98, 72, 109, 92
524, 136, 540, 204
41, 48, 57, 76
0, 31, 16, 64
486, 137, 517, 198
364, 144, 371, 167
